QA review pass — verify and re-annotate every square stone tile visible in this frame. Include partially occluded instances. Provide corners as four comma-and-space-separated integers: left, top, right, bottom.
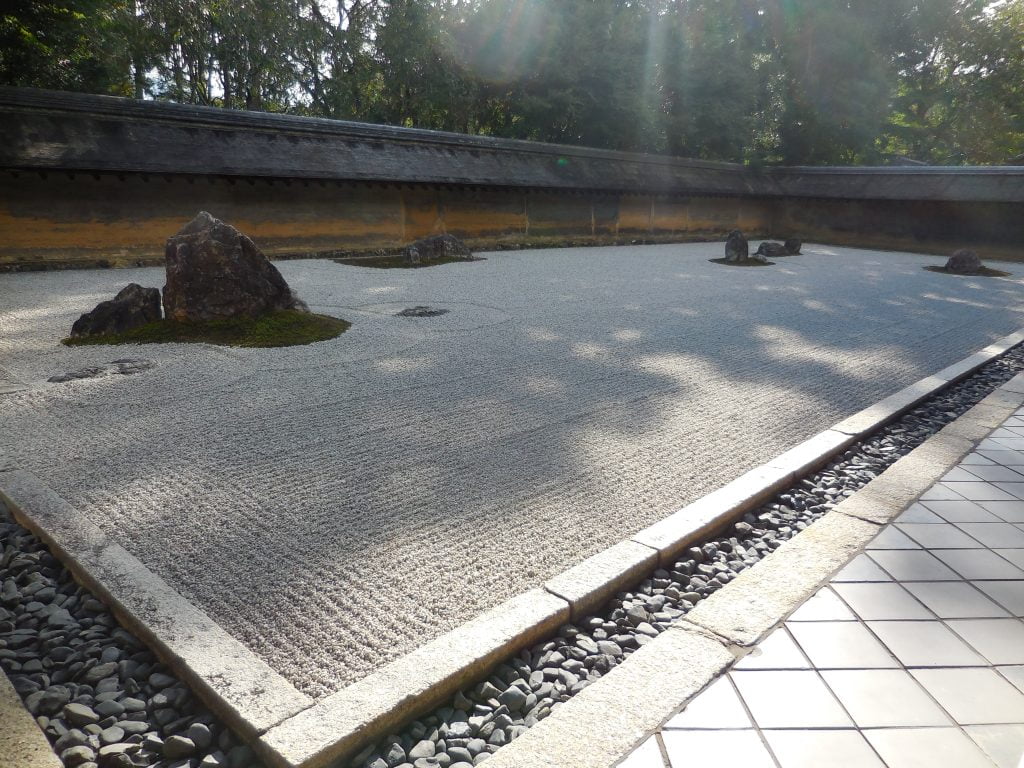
913, 667, 1024, 723
903, 581, 1010, 618
923, 499, 1004, 523
964, 724, 1024, 768
979, 450, 1024, 466
865, 727, 1002, 768
944, 467, 985, 482
763, 730, 884, 768
965, 465, 1024, 483
832, 582, 933, 620
895, 522, 984, 548
867, 620, 988, 667
731, 670, 853, 728
962, 462, 1024, 481
999, 665, 1024, 695
832, 555, 892, 583
975, 581, 1024, 616
991, 438, 1024, 451
948, 618, 1024, 665
617, 734, 666, 768
995, 482, 1024, 501
995, 549, 1024, 570
661, 730, 774, 768
788, 587, 858, 621
980, 501, 1024, 523
735, 627, 810, 670
866, 527, 920, 550
944, 482, 1018, 501
896, 504, 946, 524
920, 483, 966, 501
957, 523, 1024, 548
868, 550, 962, 581
788, 622, 898, 669
933, 549, 1024, 580
664, 676, 752, 729
821, 669, 951, 727
961, 454, 996, 466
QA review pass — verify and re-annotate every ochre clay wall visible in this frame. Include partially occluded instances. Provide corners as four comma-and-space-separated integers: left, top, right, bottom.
0, 171, 777, 270
775, 198, 1024, 261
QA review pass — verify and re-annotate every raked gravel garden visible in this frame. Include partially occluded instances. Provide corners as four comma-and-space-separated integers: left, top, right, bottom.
3, 242, 1024, 767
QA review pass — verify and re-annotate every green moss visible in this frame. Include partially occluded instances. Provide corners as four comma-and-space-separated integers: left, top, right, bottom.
923, 265, 1012, 278
334, 254, 481, 269
62, 310, 350, 348
708, 257, 775, 267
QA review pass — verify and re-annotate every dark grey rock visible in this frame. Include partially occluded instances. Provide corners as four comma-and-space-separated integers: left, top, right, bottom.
64, 702, 100, 726
163, 211, 307, 322
755, 241, 788, 258
70, 283, 161, 339
402, 234, 474, 264
945, 249, 983, 274
396, 306, 450, 318
725, 230, 748, 261
784, 237, 802, 254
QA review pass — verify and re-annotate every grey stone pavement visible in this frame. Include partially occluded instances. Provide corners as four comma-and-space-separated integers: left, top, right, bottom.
2, 243, 1024, 697
618, 413, 1024, 768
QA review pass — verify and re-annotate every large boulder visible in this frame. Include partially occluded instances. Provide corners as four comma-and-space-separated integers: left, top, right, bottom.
755, 241, 789, 258
725, 230, 748, 262
163, 212, 307, 322
403, 234, 474, 265
945, 249, 982, 274
784, 238, 802, 255
70, 283, 161, 338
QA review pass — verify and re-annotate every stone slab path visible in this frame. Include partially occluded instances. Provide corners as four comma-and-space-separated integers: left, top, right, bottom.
618, 411, 1024, 768
2, 243, 1024, 697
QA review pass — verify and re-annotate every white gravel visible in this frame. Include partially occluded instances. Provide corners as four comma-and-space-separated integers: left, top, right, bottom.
2, 242, 1023, 698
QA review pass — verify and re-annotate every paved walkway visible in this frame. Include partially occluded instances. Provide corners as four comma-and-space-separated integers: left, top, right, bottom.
3, 244, 1024, 697
619, 411, 1024, 768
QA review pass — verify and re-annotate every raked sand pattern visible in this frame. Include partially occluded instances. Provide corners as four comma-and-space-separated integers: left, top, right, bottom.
2, 242, 1023, 698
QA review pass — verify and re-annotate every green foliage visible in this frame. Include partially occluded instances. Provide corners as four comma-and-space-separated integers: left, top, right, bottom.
62, 310, 350, 348
3, 0, 1023, 165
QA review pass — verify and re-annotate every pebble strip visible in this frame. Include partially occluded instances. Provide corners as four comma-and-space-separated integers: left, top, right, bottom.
2, 346, 1024, 768
0, 505, 264, 768
349, 343, 1024, 768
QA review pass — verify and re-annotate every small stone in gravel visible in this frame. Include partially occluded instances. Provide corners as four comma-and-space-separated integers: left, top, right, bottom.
409, 741, 435, 760
64, 702, 100, 726
60, 745, 96, 767
188, 722, 213, 751
497, 686, 528, 712
162, 734, 196, 759
99, 726, 126, 745
148, 672, 176, 689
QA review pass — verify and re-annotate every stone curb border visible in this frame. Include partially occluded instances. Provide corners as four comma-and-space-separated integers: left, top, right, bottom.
0, 666, 63, 768
2, 328, 1023, 768
256, 328, 1024, 768
480, 370, 1024, 768
0, 471, 314, 741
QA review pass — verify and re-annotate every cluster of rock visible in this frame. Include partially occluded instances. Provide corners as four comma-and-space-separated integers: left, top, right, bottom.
723, 231, 801, 263
48, 359, 155, 384
70, 212, 307, 338
944, 249, 984, 274
351, 343, 1024, 768
395, 306, 450, 318
0, 501, 260, 768
402, 234, 475, 265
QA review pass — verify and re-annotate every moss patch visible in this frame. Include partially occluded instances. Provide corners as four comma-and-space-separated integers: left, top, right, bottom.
709, 257, 775, 267
334, 254, 482, 269
924, 265, 1012, 278
62, 310, 349, 348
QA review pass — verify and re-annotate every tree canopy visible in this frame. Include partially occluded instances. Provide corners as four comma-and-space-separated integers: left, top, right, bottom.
2, 0, 1021, 165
